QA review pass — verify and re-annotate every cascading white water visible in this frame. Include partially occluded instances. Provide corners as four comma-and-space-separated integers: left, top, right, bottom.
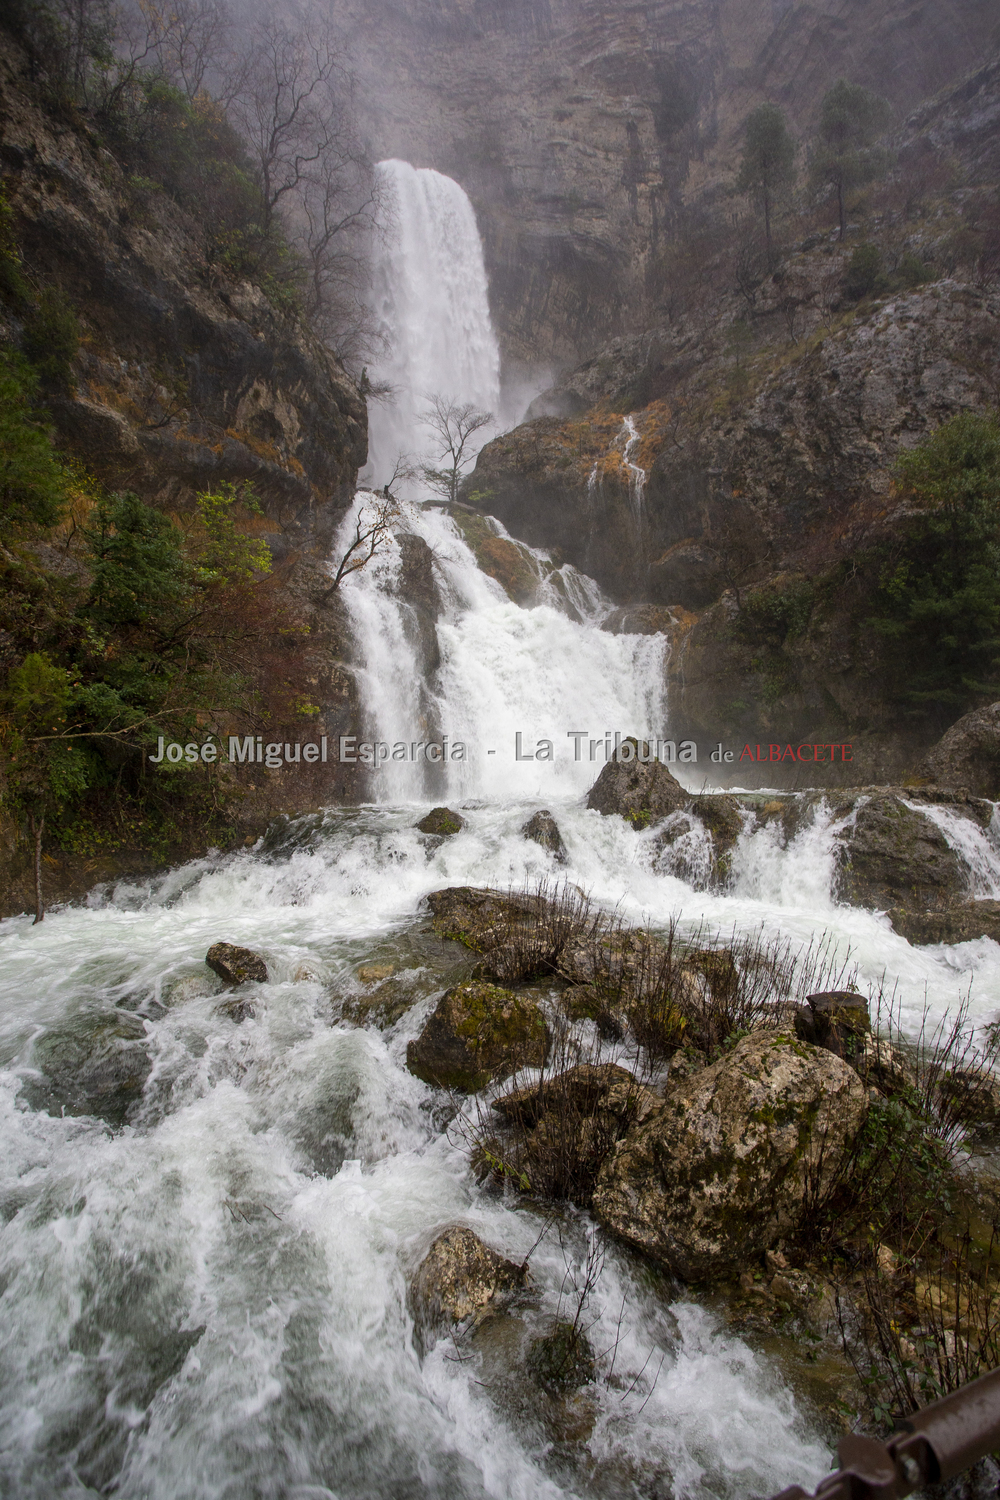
7, 155, 1000, 1500
338, 495, 668, 802
363, 160, 501, 491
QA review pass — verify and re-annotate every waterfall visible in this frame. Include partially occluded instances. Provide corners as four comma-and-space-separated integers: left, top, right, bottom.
337, 496, 669, 802
8, 154, 1000, 1500
363, 160, 501, 491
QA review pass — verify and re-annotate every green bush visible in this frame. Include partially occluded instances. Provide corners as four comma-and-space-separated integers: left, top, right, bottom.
843, 242, 886, 301
870, 410, 1000, 707
21, 286, 80, 389
0, 350, 67, 528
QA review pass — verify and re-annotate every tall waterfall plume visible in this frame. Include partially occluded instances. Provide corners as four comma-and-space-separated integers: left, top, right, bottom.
363, 160, 501, 491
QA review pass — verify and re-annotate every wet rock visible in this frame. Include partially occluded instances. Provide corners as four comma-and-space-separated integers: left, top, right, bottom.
395, 532, 442, 678
526, 1320, 595, 1390
406, 981, 547, 1091
835, 793, 965, 911
416, 807, 466, 836
793, 991, 871, 1065
521, 810, 568, 863
936, 1068, 1000, 1125
409, 1226, 526, 1344
585, 747, 687, 830
425, 885, 574, 982
488, 1063, 661, 1203
690, 794, 744, 858
205, 942, 268, 986
25, 1010, 151, 1126
493, 1063, 661, 1129
888, 900, 1000, 946
921, 703, 1000, 798
591, 1032, 868, 1281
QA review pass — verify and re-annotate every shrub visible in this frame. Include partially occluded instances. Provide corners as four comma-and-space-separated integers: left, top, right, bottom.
21, 286, 80, 389
0, 350, 67, 528
870, 410, 1000, 708
843, 242, 886, 301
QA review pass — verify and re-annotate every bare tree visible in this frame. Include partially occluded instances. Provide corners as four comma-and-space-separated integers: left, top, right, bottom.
140, 0, 233, 100
323, 496, 399, 594
225, 9, 346, 235
705, 495, 772, 608
420, 396, 494, 504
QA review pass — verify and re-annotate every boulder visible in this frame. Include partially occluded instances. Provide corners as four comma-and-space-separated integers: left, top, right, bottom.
921, 704, 1000, 799
585, 747, 688, 830
936, 1068, 1000, 1125
527, 1320, 595, 1390
206, 942, 268, 986
493, 1062, 661, 1129
425, 885, 576, 982
488, 1063, 662, 1203
888, 901, 1000, 946
835, 793, 965, 911
416, 807, 465, 836
24, 1010, 151, 1127
793, 990, 871, 1064
410, 1226, 526, 1344
591, 1032, 868, 1281
521, 810, 568, 863
406, 981, 547, 1091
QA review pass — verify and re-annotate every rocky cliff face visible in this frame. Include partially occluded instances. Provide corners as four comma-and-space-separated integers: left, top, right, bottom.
0, 49, 373, 912
339, 0, 998, 365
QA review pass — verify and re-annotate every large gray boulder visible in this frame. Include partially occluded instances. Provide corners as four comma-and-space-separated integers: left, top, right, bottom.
585, 747, 688, 829
835, 793, 965, 911
921, 704, 1000, 798
591, 1032, 868, 1281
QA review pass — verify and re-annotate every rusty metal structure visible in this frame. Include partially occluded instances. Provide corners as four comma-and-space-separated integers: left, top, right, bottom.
773, 1369, 1000, 1500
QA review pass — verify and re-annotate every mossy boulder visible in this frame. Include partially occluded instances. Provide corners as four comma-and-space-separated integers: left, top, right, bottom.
425, 885, 570, 982
888, 900, 1000, 946
591, 1032, 868, 1281
410, 1226, 526, 1348
406, 981, 548, 1091
527, 1320, 595, 1390
416, 807, 466, 836
835, 793, 964, 911
490, 1062, 663, 1203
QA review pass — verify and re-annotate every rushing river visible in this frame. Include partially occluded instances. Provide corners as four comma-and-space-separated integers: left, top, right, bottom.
3, 162, 1000, 1498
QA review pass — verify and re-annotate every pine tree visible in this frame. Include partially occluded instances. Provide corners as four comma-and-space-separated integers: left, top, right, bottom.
735, 104, 796, 257
810, 79, 892, 239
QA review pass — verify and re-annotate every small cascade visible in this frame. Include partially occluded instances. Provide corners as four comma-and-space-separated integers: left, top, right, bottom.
903, 799, 1000, 898
621, 413, 647, 515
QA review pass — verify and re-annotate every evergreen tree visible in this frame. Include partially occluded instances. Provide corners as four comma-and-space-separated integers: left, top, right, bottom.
735, 103, 796, 257
810, 79, 892, 238
871, 411, 1000, 709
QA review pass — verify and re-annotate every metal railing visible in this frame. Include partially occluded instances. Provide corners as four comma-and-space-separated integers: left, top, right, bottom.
772, 1368, 1000, 1500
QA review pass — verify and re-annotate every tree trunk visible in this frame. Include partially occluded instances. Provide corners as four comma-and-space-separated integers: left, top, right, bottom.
837, 181, 846, 240
30, 812, 45, 925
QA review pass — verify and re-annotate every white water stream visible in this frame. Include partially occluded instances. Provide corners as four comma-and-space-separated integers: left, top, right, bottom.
4, 165, 1000, 1497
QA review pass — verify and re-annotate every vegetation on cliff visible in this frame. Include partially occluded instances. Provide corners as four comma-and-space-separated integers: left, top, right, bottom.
0, 0, 373, 912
